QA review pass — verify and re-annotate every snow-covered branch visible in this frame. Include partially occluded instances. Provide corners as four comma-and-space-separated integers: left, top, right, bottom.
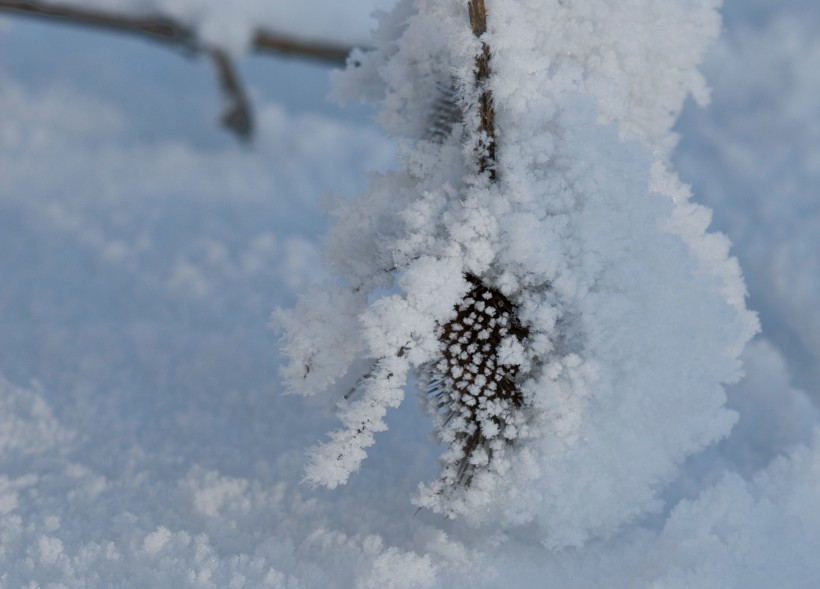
0, 0, 354, 139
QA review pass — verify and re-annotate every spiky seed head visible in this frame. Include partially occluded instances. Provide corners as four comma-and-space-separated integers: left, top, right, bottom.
426, 273, 528, 487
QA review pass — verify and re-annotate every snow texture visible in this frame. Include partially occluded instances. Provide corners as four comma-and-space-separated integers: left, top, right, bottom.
2, 0, 820, 587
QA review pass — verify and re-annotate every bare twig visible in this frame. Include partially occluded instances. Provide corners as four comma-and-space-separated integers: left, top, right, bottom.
253, 31, 350, 64
207, 48, 253, 140
0, 0, 355, 139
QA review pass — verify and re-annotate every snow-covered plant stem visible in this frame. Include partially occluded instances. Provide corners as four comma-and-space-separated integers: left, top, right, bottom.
468, 0, 496, 180
278, 0, 758, 548
418, 0, 535, 499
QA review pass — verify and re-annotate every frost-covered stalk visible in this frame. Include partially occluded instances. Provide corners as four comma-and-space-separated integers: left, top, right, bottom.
277, 0, 758, 547
467, 0, 496, 180
419, 0, 532, 497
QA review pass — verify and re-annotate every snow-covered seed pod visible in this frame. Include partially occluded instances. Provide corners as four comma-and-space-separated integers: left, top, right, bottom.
427, 273, 528, 485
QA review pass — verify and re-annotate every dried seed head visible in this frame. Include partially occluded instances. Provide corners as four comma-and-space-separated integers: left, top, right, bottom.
426, 274, 529, 487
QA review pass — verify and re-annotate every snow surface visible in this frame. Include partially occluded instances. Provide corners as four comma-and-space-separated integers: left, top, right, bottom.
1, 0, 820, 587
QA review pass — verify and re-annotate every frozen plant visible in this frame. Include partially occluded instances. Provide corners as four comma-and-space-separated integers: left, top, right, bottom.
277, 0, 759, 548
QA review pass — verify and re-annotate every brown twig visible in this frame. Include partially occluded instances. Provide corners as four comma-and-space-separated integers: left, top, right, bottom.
468, 0, 497, 181
253, 31, 350, 64
207, 48, 253, 140
0, 0, 354, 139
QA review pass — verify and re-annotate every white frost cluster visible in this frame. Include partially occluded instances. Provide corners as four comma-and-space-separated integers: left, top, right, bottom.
278, 0, 758, 548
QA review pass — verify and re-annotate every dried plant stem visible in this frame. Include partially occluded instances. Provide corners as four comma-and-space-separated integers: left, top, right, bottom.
468, 0, 497, 181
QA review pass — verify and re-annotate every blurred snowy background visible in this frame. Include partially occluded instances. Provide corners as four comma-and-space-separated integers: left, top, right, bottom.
0, 0, 818, 587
